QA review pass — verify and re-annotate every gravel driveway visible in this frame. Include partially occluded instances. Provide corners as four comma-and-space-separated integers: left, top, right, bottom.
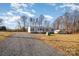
0, 32, 64, 56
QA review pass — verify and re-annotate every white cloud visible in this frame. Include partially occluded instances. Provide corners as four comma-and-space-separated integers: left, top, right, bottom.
0, 16, 20, 24
11, 3, 28, 10
1, 10, 20, 23
44, 15, 53, 20
49, 3, 79, 12
16, 9, 35, 17
22, 12, 35, 17
49, 3, 57, 6
11, 3, 35, 10
0, 3, 35, 26
59, 3, 79, 11
6, 11, 15, 16
9, 16, 20, 22
7, 12, 13, 16
27, 3, 35, 7
31, 9, 36, 13
10, 3, 35, 17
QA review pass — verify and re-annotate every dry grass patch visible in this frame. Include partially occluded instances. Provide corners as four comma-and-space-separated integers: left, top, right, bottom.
34, 34, 79, 56
0, 32, 12, 42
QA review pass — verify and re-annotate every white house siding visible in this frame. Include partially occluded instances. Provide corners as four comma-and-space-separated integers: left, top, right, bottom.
28, 27, 31, 33
54, 30, 60, 34
28, 26, 54, 34
28, 26, 53, 33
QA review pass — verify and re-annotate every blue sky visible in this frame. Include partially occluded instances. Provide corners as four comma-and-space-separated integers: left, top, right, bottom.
0, 3, 79, 29
0, 3, 64, 17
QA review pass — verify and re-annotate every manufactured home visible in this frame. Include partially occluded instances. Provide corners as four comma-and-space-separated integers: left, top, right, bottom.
28, 26, 54, 33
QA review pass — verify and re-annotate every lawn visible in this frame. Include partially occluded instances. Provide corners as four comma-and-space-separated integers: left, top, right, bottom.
33, 34, 79, 56
0, 32, 12, 42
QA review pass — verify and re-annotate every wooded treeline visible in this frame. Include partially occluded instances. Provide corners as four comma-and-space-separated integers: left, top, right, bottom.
16, 15, 50, 31
0, 10, 79, 33
53, 10, 79, 34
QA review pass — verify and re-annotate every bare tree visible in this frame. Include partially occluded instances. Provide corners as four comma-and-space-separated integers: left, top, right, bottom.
17, 15, 27, 31
21, 16, 27, 31
53, 11, 79, 34
39, 15, 44, 27
29, 17, 36, 27
17, 20, 21, 29
53, 16, 63, 30
29, 15, 45, 27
